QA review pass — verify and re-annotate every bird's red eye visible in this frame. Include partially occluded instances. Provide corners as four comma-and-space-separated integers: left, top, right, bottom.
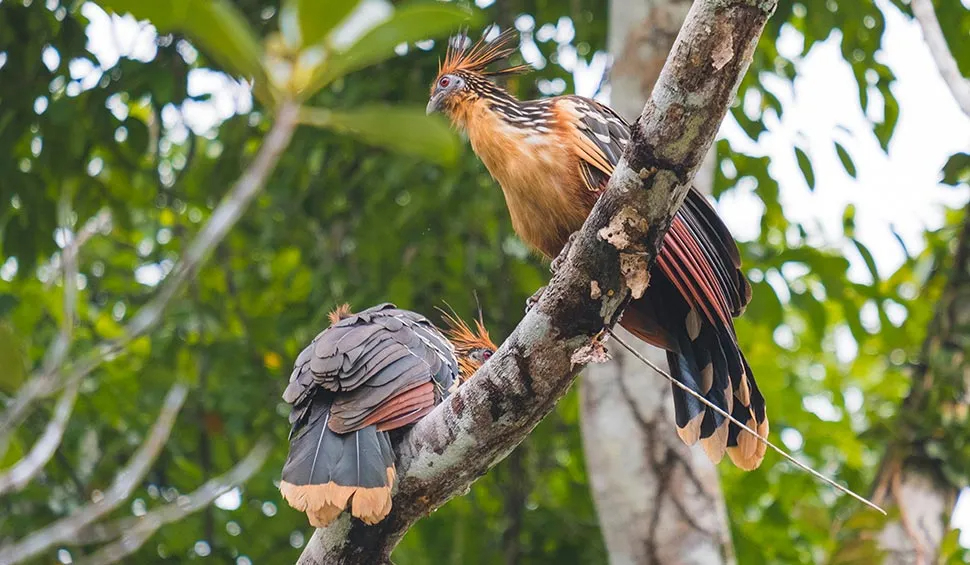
482, 350, 492, 360
439, 77, 451, 88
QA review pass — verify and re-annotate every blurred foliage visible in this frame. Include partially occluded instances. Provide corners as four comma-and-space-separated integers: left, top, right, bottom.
0, 0, 968, 563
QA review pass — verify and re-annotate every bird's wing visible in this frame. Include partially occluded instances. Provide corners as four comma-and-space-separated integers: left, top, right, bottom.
283, 304, 459, 434
559, 97, 630, 194
560, 96, 751, 325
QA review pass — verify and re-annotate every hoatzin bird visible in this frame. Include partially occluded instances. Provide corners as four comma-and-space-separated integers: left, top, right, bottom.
279, 303, 496, 526
427, 30, 768, 470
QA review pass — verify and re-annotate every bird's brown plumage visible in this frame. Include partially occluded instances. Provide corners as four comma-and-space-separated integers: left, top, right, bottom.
429, 30, 768, 470
279, 303, 496, 527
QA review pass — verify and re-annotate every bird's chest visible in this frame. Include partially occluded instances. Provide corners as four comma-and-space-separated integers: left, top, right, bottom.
467, 117, 589, 258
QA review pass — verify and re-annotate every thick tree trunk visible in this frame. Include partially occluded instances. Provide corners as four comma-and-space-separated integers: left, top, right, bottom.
578, 1, 733, 564
581, 331, 733, 565
868, 203, 970, 564
298, 1, 778, 561
874, 470, 954, 565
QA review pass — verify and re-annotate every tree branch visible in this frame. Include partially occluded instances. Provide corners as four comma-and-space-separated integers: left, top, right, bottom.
0, 383, 188, 564
0, 205, 108, 494
72, 438, 272, 565
0, 380, 81, 496
910, 0, 970, 117
298, 1, 777, 562
0, 101, 301, 448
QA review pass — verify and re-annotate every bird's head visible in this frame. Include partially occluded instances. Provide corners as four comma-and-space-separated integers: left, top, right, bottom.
439, 306, 498, 382
426, 28, 529, 127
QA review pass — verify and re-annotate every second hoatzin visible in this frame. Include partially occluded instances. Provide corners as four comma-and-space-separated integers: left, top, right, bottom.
280, 303, 495, 526
428, 30, 768, 470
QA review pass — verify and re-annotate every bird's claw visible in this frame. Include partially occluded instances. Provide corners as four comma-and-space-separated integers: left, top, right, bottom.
525, 285, 547, 314
551, 231, 580, 274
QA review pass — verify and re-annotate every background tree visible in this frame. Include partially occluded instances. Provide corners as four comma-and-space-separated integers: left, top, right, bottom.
578, 1, 734, 564
0, 0, 968, 564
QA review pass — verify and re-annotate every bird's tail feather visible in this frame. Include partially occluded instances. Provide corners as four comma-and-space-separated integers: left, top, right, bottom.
280, 397, 396, 526
666, 319, 768, 470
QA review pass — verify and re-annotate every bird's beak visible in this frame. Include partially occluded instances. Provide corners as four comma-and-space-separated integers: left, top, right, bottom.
426, 92, 444, 115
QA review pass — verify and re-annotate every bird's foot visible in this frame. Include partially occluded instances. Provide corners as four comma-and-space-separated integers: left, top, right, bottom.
551, 231, 580, 274
525, 285, 547, 314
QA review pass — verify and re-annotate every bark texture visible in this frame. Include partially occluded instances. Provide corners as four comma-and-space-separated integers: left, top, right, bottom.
869, 203, 970, 564
578, 1, 733, 564
298, 1, 777, 562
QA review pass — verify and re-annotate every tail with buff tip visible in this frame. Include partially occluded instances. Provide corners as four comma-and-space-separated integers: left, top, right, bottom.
280, 395, 396, 527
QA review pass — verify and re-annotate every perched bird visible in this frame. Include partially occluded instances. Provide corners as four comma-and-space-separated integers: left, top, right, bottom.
279, 303, 496, 527
427, 30, 768, 470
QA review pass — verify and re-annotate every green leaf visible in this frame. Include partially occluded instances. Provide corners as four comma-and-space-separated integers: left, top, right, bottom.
307, 3, 476, 92
791, 291, 827, 335
843, 203, 857, 237
96, 0, 183, 30
794, 146, 815, 190
0, 294, 19, 318
0, 323, 26, 394
295, 0, 360, 47
300, 105, 460, 164
842, 507, 891, 531
0, 432, 24, 467
874, 91, 899, 152
834, 142, 857, 178
763, 89, 783, 117
851, 238, 880, 283
747, 279, 784, 329
941, 152, 970, 186
889, 224, 911, 259
730, 106, 766, 140
940, 528, 962, 560
98, 0, 268, 97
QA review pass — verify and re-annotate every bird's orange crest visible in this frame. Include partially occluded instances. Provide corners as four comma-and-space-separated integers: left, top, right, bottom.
436, 27, 531, 82
437, 305, 497, 381
440, 309, 495, 352
327, 303, 354, 326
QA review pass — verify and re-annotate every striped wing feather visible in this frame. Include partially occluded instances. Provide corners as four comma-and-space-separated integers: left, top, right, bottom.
560, 95, 766, 469
561, 95, 751, 324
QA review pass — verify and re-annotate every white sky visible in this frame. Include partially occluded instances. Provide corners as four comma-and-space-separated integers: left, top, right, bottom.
67, 0, 970, 548
747, 1, 970, 541
717, 1, 969, 285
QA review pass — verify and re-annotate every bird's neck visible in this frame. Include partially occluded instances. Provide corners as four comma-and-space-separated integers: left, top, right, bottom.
449, 82, 520, 129
477, 86, 554, 131
461, 91, 586, 258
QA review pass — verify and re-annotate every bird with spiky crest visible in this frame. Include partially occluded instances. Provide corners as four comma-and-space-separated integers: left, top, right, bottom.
279, 303, 495, 527
438, 304, 497, 383
428, 29, 769, 471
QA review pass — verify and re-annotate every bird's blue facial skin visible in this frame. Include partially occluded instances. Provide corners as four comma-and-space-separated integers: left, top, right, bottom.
427, 74, 466, 114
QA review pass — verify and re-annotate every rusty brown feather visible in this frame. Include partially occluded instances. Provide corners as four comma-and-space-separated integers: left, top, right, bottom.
279, 303, 495, 527
438, 27, 531, 79
428, 29, 768, 471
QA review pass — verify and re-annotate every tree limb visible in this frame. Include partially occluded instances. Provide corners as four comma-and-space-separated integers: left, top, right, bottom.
909, 0, 970, 117
0, 380, 81, 496
0, 101, 301, 448
0, 205, 109, 493
298, 1, 777, 562
73, 438, 272, 565
0, 383, 188, 564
